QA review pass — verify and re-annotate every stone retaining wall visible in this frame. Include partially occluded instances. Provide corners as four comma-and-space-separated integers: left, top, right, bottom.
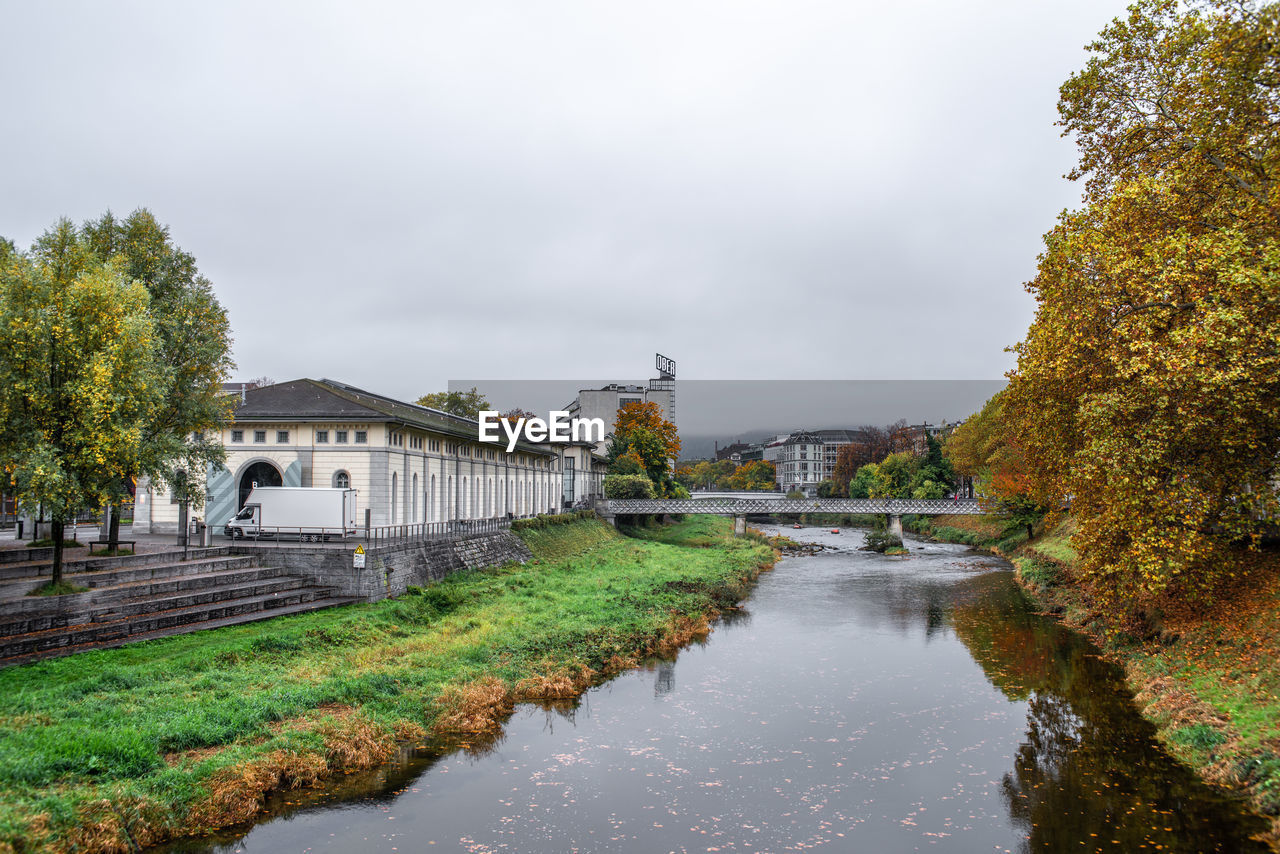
243, 531, 533, 602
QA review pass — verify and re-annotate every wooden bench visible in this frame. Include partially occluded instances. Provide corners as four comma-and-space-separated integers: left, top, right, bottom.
92, 539, 137, 554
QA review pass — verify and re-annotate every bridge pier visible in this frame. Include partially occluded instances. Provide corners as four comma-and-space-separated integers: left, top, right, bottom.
886, 514, 903, 540
733, 515, 747, 536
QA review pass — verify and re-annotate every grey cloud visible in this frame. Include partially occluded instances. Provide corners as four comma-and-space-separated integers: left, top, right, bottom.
2, 0, 1126, 402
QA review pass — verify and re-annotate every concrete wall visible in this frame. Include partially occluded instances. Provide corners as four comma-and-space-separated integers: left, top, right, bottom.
242, 530, 533, 602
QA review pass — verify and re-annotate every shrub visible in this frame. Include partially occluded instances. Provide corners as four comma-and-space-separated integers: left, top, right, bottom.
604, 474, 655, 500
511, 510, 595, 531
863, 529, 903, 552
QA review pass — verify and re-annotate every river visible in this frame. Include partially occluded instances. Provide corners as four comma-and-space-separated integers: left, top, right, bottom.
161, 526, 1267, 852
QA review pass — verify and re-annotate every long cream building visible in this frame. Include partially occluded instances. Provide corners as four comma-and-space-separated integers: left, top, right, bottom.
134, 379, 603, 534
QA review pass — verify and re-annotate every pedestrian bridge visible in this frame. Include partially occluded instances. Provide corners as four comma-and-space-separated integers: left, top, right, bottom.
601, 497, 983, 515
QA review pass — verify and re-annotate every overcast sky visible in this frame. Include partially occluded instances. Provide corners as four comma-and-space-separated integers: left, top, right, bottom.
2, 0, 1128, 401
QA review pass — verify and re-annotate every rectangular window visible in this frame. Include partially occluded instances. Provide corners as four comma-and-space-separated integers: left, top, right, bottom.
336, 430, 348, 443
254, 430, 266, 444
355, 430, 367, 444
276, 431, 289, 443
231, 430, 244, 443
316, 430, 329, 443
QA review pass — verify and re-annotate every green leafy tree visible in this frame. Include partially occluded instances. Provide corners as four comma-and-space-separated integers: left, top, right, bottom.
608, 453, 646, 477
416, 387, 491, 419
0, 222, 163, 584
80, 210, 234, 548
849, 464, 891, 499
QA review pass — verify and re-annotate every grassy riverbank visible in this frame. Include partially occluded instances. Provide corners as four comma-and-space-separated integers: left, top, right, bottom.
0, 516, 775, 854
914, 513, 1280, 846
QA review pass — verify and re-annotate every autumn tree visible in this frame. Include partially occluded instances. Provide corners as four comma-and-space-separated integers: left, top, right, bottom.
0, 222, 163, 584
80, 210, 234, 548
417, 387, 491, 419
678, 459, 737, 491
946, 391, 1046, 538
727, 459, 777, 491
606, 401, 681, 496
1004, 0, 1280, 615
831, 445, 863, 497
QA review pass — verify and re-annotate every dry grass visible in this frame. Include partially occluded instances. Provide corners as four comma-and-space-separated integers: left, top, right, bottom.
431, 677, 514, 734
185, 750, 328, 829
514, 665, 596, 701
63, 797, 169, 854
654, 613, 712, 657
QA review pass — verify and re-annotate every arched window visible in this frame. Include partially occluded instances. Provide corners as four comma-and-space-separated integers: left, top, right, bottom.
391, 472, 398, 524
333, 470, 350, 489
412, 473, 418, 522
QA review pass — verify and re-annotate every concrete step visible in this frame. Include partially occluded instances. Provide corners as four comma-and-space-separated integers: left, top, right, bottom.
0, 594, 362, 668
0, 555, 263, 606
0, 572, 309, 636
0, 546, 232, 581
90, 576, 310, 624
0, 585, 349, 661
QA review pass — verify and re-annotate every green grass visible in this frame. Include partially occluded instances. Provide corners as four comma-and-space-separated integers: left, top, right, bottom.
24, 539, 83, 549
1170, 724, 1227, 751
27, 581, 88, 597
0, 516, 774, 852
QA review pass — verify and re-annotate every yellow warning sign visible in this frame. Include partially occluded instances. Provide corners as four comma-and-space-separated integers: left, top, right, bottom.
353, 543, 366, 569
354, 544, 365, 554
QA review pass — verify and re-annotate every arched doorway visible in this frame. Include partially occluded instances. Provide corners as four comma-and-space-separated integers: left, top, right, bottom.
238, 461, 282, 509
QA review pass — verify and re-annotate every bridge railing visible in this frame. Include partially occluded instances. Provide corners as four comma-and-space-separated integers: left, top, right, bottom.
599, 498, 985, 515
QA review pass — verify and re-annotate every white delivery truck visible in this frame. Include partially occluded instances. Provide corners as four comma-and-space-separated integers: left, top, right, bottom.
223, 487, 359, 541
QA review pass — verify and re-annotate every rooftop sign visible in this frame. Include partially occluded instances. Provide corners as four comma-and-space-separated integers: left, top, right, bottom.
655, 353, 676, 379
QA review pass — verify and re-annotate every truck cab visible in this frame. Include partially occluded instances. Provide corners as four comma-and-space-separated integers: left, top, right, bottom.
224, 504, 261, 539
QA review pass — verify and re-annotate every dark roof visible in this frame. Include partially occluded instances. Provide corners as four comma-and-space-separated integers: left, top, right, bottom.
813, 429, 872, 443
782, 430, 822, 445
233, 378, 555, 455
234, 379, 384, 420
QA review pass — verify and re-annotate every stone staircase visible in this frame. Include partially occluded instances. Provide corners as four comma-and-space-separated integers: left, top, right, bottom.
0, 547, 359, 667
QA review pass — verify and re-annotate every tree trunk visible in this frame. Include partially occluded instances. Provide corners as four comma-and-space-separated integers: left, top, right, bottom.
51, 518, 64, 586
108, 498, 122, 551
1026, 523, 1034, 540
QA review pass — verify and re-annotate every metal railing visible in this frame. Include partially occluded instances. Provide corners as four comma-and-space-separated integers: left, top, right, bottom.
364, 516, 513, 547
224, 516, 516, 549
222, 525, 358, 548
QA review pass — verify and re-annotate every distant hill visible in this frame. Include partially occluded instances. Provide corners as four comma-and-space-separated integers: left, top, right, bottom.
679, 430, 782, 462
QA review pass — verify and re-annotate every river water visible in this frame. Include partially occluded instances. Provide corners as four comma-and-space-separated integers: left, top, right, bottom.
165, 527, 1267, 852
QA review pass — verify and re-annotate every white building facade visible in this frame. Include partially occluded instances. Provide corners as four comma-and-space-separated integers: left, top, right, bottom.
134, 379, 572, 534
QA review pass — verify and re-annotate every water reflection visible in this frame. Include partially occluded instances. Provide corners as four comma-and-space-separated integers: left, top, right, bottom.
653, 659, 676, 697
952, 572, 1265, 850
155, 528, 1266, 853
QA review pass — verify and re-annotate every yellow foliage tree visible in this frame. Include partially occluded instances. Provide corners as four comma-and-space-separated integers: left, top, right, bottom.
0, 221, 163, 584
1005, 0, 1280, 617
